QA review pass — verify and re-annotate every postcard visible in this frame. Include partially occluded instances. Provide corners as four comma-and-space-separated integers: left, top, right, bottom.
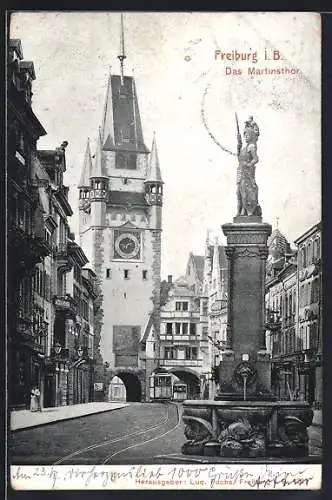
7, 11, 321, 491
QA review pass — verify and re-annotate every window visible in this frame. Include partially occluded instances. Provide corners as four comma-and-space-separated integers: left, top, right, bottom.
310, 322, 318, 349
307, 241, 313, 266
142, 270, 148, 280
190, 323, 197, 335
166, 323, 172, 335
185, 346, 198, 360
124, 269, 129, 279
182, 323, 188, 335
164, 346, 176, 359
81, 298, 89, 321
74, 265, 82, 284
175, 301, 188, 311
106, 268, 112, 279
175, 323, 181, 335
202, 300, 208, 316
73, 285, 81, 305
302, 246, 307, 268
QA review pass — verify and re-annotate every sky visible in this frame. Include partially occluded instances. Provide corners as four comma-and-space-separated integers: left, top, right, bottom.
9, 11, 321, 279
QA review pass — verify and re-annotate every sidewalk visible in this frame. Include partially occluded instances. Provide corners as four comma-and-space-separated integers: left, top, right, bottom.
10, 402, 129, 431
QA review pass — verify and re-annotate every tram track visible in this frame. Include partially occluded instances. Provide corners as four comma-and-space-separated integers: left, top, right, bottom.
102, 402, 181, 464
53, 402, 178, 465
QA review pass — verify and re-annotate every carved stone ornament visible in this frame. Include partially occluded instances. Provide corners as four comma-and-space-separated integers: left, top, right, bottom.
233, 362, 257, 388
181, 401, 313, 458
233, 247, 261, 259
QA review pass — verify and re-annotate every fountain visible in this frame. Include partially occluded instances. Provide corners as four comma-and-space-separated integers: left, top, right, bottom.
180, 115, 314, 461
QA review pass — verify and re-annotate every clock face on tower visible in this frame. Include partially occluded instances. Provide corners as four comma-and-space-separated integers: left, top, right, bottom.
114, 231, 141, 259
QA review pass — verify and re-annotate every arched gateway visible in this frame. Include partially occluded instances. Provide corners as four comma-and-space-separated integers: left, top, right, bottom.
105, 368, 145, 402
167, 368, 201, 400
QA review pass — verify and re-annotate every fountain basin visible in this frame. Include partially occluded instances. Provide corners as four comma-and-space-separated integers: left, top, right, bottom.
181, 400, 313, 459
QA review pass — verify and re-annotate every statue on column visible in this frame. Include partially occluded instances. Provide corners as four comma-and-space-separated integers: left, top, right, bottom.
236, 115, 262, 217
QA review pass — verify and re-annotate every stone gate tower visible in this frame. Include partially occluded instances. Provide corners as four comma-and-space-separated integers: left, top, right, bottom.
78, 17, 163, 401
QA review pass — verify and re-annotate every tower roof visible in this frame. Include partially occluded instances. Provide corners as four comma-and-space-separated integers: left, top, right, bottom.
100, 73, 149, 154
91, 128, 108, 178
268, 228, 290, 259
78, 138, 93, 187
101, 72, 115, 150
145, 133, 163, 183
208, 245, 227, 269
192, 255, 205, 282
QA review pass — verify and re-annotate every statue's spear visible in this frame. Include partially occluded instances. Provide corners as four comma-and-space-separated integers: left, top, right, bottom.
235, 112, 242, 156
235, 112, 240, 136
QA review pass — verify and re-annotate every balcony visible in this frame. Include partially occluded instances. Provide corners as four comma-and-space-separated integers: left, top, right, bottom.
54, 242, 69, 257
54, 243, 73, 271
53, 295, 78, 318
50, 346, 70, 359
14, 316, 46, 354
160, 334, 199, 342
159, 358, 203, 368
265, 315, 281, 332
16, 316, 33, 335
162, 311, 199, 319
7, 225, 51, 275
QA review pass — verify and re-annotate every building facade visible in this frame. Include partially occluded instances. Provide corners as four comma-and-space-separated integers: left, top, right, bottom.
7, 38, 49, 409
265, 224, 322, 407
294, 222, 322, 407
78, 65, 163, 402
202, 235, 228, 398
159, 272, 210, 400
7, 38, 100, 409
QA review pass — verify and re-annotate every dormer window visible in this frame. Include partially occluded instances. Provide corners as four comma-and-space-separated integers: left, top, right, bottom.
120, 127, 133, 144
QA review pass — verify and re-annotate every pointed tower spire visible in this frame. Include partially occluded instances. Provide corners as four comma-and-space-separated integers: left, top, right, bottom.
91, 127, 107, 178
118, 13, 127, 84
203, 229, 212, 294
212, 236, 222, 297
78, 138, 92, 187
145, 132, 163, 183
205, 229, 211, 251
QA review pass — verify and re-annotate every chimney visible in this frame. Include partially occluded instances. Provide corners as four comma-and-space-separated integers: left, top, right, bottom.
167, 275, 172, 283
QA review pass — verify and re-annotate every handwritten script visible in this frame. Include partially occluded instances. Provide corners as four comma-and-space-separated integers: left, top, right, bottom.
11, 464, 321, 490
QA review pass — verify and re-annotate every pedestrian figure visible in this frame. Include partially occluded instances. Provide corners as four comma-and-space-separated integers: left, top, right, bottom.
30, 387, 42, 412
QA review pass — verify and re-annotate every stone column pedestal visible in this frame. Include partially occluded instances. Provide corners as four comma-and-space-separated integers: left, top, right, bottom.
216, 215, 273, 400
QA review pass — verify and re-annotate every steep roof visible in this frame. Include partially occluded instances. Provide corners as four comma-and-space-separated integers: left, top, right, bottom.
268, 228, 290, 259
78, 138, 93, 187
145, 133, 163, 183
192, 255, 205, 282
208, 245, 227, 269
91, 128, 108, 178
101, 73, 149, 153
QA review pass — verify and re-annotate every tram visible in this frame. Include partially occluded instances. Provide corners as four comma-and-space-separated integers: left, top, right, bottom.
172, 382, 187, 401
149, 372, 188, 402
